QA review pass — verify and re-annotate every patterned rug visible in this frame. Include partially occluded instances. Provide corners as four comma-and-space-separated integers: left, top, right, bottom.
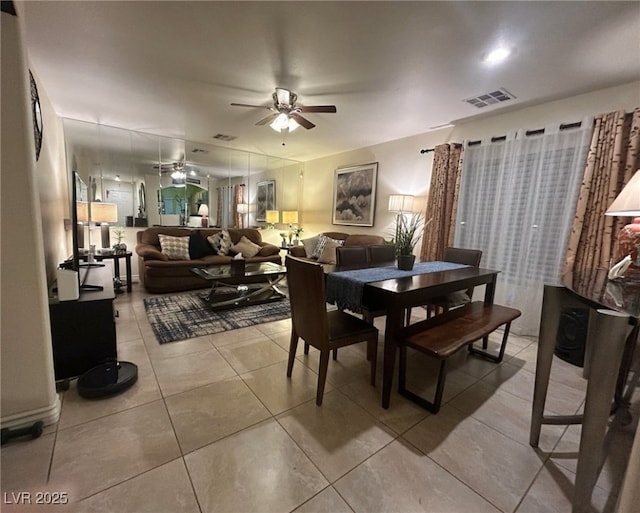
143, 292, 291, 344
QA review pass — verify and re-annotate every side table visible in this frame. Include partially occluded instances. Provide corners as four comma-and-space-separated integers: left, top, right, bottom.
80, 251, 132, 292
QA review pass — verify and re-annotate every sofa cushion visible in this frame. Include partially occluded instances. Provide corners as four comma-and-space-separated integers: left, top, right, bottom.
258, 244, 280, 257
312, 235, 344, 259
302, 236, 320, 258
189, 231, 216, 259
231, 235, 261, 258
158, 234, 191, 260
317, 238, 343, 264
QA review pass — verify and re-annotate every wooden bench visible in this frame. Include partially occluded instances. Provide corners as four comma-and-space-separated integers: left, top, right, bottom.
397, 301, 522, 413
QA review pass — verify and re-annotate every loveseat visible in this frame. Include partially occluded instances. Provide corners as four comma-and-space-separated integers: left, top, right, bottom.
289, 231, 385, 265
136, 227, 281, 293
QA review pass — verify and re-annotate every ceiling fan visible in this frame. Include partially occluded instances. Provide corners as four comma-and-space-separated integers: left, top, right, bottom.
153, 162, 184, 172
231, 87, 337, 131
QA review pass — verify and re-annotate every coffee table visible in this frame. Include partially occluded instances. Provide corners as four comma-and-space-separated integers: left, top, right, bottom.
191, 262, 287, 310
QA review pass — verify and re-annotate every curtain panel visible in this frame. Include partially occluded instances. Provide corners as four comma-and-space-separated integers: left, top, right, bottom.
564, 108, 640, 282
234, 184, 246, 228
454, 124, 593, 335
419, 143, 463, 262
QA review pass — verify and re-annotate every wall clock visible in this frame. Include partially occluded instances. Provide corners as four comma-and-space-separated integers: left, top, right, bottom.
29, 70, 43, 161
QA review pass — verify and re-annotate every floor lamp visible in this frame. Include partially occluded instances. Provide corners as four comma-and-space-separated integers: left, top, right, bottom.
388, 194, 415, 246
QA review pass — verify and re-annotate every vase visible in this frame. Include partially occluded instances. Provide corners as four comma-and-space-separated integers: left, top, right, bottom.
616, 217, 640, 268
397, 254, 415, 271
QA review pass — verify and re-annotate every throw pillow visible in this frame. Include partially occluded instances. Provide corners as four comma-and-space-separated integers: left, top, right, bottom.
158, 234, 190, 260
208, 230, 232, 256
312, 235, 344, 259
207, 232, 222, 252
317, 238, 343, 264
302, 236, 320, 258
230, 235, 261, 258
189, 231, 216, 259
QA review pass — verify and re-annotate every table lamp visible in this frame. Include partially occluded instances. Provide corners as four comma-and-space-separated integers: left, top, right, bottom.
605, 169, 640, 268
237, 203, 248, 228
198, 203, 209, 227
76, 200, 89, 248
265, 210, 279, 229
90, 202, 118, 250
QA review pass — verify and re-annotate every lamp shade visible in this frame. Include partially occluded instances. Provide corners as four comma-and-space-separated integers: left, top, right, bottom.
237, 203, 249, 214
76, 201, 90, 223
282, 210, 299, 224
265, 210, 280, 224
91, 202, 118, 223
388, 194, 414, 213
605, 170, 640, 216
198, 203, 209, 217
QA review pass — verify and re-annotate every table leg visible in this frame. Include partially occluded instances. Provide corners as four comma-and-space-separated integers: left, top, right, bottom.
382, 302, 405, 409
572, 309, 631, 513
530, 286, 565, 446
125, 254, 132, 293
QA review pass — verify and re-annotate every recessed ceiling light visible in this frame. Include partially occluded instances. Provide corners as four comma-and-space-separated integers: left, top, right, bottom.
484, 46, 511, 65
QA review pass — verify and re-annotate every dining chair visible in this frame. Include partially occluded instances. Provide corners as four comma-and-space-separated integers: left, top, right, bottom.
405, 247, 483, 324
335, 246, 369, 266
367, 245, 396, 265
285, 256, 378, 405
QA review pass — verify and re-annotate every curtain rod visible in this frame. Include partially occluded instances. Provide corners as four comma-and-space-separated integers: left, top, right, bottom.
467, 120, 583, 147
419, 142, 462, 154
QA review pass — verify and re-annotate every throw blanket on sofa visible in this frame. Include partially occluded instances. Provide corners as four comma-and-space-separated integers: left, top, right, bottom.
326, 261, 469, 313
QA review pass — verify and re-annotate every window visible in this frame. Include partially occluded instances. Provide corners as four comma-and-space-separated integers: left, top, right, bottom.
454, 122, 592, 335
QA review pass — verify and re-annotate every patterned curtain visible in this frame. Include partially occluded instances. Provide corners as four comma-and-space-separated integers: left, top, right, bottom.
419, 143, 463, 262
234, 184, 246, 228
564, 108, 640, 278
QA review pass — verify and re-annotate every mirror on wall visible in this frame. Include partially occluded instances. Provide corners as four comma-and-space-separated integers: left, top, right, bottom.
62, 119, 302, 231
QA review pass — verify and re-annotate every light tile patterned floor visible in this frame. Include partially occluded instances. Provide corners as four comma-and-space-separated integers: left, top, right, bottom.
1, 284, 636, 513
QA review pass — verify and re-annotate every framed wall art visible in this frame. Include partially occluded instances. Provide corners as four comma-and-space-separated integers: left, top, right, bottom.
332, 162, 378, 226
255, 179, 276, 222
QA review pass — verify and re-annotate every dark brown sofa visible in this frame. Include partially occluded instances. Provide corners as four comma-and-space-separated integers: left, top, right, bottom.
289, 231, 385, 264
136, 227, 281, 293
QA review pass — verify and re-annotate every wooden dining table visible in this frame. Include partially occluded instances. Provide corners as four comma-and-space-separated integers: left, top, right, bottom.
326, 263, 501, 409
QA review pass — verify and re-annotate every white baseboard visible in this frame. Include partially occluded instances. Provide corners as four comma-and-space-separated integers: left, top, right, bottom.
1, 396, 61, 429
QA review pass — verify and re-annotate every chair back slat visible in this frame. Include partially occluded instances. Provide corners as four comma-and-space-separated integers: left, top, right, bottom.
443, 247, 483, 298
285, 256, 329, 348
368, 245, 396, 265
336, 246, 368, 266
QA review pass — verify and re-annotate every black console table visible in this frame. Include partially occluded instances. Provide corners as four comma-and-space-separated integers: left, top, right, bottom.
49, 265, 117, 381
530, 269, 639, 512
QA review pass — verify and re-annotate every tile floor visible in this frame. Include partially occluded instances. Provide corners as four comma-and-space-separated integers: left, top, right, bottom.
1, 284, 637, 513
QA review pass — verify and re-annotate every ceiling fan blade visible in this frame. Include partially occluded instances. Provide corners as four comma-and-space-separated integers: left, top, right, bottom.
256, 113, 279, 126
299, 105, 337, 113
230, 102, 272, 110
290, 113, 315, 130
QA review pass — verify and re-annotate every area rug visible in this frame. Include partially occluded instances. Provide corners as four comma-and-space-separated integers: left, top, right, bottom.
143, 292, 291, 344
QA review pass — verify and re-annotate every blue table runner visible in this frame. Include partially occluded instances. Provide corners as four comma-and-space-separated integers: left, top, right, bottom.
326, 261, 469, 313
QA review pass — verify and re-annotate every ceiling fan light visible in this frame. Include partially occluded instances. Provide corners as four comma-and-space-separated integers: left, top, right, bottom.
270, 113, 290, 132
287, 118, 299, 132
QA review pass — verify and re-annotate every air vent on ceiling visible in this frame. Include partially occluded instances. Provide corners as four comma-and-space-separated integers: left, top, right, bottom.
212, 133, 237, 141
191, 148, 209, 154
463, 88, 515, 108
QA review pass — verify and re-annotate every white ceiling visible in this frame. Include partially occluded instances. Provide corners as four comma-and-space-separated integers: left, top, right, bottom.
20, 1, 640, 163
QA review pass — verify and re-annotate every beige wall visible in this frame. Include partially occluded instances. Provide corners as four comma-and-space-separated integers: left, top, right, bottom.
33, 67, 70, 285
1, 9, 60, 427
301, 81, 640, 247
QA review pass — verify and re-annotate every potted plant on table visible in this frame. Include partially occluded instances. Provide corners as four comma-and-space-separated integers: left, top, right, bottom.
292, 226, 304, 246
112, 225, 127, 254
393, 212, 425, 270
